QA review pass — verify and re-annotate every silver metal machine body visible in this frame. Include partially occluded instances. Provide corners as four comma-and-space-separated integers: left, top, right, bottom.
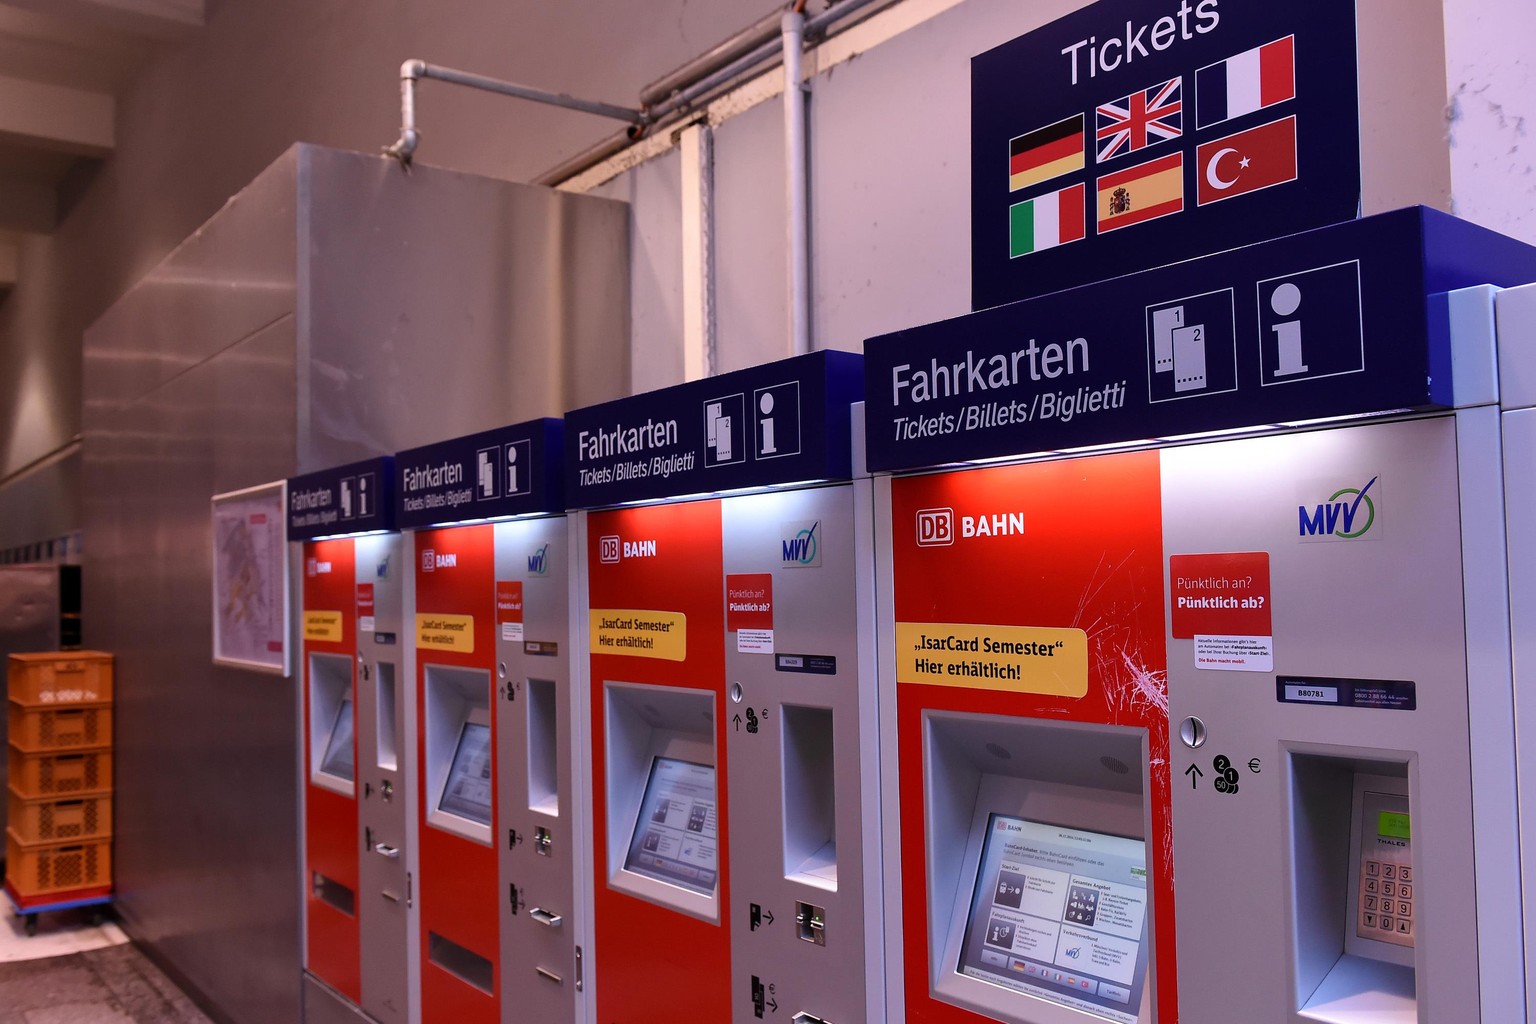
872, 285, 1531, 1024
352, 533, 414, 1024
493, 514, 586, 1022
721, 480, 884, 1024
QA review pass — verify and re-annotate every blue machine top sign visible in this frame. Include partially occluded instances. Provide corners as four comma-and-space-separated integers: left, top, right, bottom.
394, 418, 563, 528
864, 208, 1536, 472
287, 457, 395, 540
972, 0, 1360, 310
564, 350, 864, 508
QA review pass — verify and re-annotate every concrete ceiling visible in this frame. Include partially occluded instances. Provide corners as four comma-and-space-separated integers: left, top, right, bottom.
0, 0, 202, 289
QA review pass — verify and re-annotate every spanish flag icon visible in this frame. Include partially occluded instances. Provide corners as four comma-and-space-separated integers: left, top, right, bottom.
1096, 151, 1184, 234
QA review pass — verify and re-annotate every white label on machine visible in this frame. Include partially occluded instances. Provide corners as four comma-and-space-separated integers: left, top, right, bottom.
1193, 634, 1273, 671
737, 628, 773, 654
501, 622, 525, 642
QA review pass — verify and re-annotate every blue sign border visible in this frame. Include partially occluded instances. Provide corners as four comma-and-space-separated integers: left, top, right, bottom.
287, 456, 396, 540
394, 418, 563, 528
565, 350, 864, 508
972, 0, 1360, 309
865, 208, 1536, 472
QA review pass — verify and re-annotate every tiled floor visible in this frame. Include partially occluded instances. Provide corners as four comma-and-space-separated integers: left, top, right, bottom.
0, 908, 214, 1024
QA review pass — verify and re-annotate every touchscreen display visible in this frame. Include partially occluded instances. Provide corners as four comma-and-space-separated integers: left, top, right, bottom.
623, 756, 719, 896
958, 815, 1149, 1024
439, 721, 493, 825
318, 699, 356, 782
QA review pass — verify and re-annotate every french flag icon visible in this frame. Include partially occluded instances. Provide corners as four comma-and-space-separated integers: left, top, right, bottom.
1196, 36, 1296, 130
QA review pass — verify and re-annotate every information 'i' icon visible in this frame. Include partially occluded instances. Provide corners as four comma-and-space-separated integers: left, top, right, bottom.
759, 392, 776, 456
1269, 282, 1308, 377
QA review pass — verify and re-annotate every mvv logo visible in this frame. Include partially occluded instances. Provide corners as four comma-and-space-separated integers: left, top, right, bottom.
1299, 476, 1378, 540
781, 520, 821, 567
528, 544, 549, 575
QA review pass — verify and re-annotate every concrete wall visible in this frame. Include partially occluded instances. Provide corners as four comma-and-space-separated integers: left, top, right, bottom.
1443, 0, 1536, 237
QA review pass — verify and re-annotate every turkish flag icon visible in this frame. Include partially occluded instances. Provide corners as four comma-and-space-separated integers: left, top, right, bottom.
1196, 115, 1298, 206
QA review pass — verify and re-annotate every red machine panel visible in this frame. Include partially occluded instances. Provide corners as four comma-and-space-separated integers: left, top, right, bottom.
303, 538, 360, 1003
414, 525, 499, 1024
889, 451, 1177, 1022
587, 501, 732, 1022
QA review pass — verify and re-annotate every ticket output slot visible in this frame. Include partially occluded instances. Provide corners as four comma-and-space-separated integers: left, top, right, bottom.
424, 665, 493, 845
429, 931, 495, 994
781, 703, 837, 889
1288, 753, 1415, 1024
925, 711, 1153, 1024
313, 872, 357, 915
375, 662, 399, 772
526, 677, 559, 816
310, 653, 356, 797
604, 682, 718, 922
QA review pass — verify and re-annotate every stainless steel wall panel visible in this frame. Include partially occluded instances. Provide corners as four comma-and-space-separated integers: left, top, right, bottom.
82, 149, 298, 415
298, 147, 630, 470
82, 143, 630, 1024
87, 315, 301, 1024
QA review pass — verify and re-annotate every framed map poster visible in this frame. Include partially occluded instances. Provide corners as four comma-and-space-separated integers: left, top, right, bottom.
211, 480, 289, 675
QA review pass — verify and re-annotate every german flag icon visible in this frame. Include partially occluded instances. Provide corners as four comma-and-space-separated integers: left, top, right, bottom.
1009, 114, 1085, 193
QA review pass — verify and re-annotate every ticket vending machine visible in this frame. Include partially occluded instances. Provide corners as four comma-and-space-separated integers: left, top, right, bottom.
288, 457, 414, 1024
862, 209, 1536, 1024
396, 419, 581, 1024
566, 350, 883, 1024
1492, 281, 1536, 1020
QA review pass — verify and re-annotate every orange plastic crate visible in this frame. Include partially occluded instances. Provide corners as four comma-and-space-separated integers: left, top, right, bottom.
7, 747, 112, 798
8, 702, 112, 752
4, 829, 111, 898
6, 652, 113, 706
6, 789, 112, 843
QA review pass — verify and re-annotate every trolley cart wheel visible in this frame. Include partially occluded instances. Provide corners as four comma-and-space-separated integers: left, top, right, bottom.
24, 913, 37, 937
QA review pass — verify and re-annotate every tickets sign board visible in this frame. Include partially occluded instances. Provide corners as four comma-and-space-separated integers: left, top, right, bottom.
972, 0, 1360, 309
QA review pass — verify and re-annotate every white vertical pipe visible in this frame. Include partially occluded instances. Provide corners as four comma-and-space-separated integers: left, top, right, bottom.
782, 10, 811, 356
680, 121, 716, 381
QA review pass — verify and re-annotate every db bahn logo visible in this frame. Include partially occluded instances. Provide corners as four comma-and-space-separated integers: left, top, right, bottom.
420, 548, 436, 573
599, 535, 622, 563
917, 508, 954, 547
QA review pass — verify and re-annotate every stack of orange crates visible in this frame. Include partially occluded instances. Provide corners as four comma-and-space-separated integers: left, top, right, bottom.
5, 652, 114, 915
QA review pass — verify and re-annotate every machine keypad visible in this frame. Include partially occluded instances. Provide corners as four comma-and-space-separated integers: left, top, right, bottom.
1360, 858, 1413, 947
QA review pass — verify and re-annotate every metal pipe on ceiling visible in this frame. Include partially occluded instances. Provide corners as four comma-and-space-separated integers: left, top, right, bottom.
782, 9, 811, 357
639, 10, 786, 109
533, 0, 893, 187
385, 60, 648, 166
